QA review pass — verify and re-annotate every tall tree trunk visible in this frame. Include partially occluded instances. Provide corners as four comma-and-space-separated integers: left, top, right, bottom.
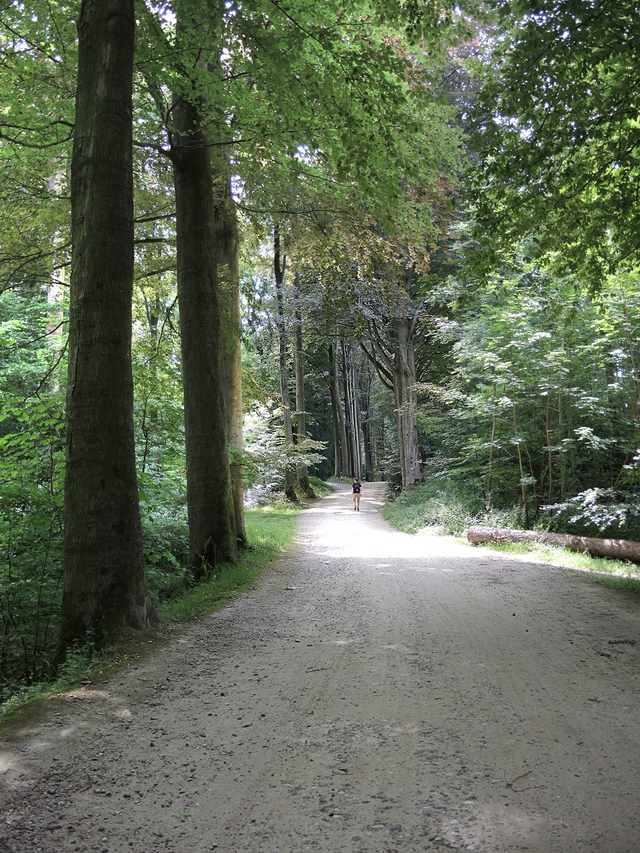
348, 361, 363, 480
359, 365, 374, 480
274, 227, 297, 501
328, 342, 348, 478
360, 305, 421, 491
392, 317, 422, 489
293, 272, 314, 497
207, 0, 246, 546
172, 87, 237, 576
215, 172, 247, 545
340, 342, 356, 476
140, 290, 162, 475
329, 346, 342, 478
512, 401, 530, 527
543, 388, 553, 503
340, 345, 364, 479
57, 0, 154, 660
486, 381, 497, 510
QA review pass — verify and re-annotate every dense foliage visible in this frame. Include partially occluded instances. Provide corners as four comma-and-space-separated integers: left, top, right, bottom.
417, 260, 640, 537
473, 0, 640, 278
0, 292, 65, 692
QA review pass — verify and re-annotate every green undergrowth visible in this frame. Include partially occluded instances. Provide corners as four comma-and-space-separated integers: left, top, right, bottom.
381, 478, 516, 536
384, 479, 640, 594
308, 475, 333, 497
0, 503, 301, 727
158, 505, 298, 622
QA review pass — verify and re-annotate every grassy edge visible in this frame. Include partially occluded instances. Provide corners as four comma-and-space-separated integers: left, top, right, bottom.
0, 502, 303, 730
308, 475, 334, 497
158, 504, 299, 622
381, 480, 640, 594
471, 538, 640, 592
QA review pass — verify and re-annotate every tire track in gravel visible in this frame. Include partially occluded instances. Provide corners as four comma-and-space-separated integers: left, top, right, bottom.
1, 482, 639, 853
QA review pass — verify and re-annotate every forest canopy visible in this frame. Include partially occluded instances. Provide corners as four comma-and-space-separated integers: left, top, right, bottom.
1, 0, 639, 697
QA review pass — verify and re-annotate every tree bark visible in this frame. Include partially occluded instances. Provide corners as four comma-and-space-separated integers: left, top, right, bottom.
360, 307, 422, 491
58, 0, 155, 659
467, 526, 640, 564
328, 342, 348, 478
172, 90, 237, 576
293, 272, 314, 497
274, 227, 297, 501
359, 365, 375, 479
341, 342, 358, 477
215, 173, 247, 545
392, 316, 422, 489
206, 0, 246, 546
348, 360, 363, 480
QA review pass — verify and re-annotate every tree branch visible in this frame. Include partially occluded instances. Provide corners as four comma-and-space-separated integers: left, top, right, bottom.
360, 341, 393, 389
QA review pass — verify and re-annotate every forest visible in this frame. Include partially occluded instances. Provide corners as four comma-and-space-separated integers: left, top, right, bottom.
1, 0, 638, 699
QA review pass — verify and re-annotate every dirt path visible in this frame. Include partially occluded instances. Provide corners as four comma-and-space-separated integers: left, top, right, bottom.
2, 482, 640, 853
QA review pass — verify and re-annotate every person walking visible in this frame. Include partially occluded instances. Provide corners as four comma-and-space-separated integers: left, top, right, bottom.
352, 477, 362, 511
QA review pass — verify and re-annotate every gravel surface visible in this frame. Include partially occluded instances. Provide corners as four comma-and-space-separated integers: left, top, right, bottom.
1, 482, 640, 853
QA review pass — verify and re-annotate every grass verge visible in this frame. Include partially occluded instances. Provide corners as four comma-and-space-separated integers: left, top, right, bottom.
159, 505, 298, 622
477, 539, 640, 593
308, 475, 333, 497
383, 479, 640, 594
0, 504, 301, 727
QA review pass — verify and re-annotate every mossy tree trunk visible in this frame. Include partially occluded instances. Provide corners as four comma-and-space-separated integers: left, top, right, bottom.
57, 0, 155, 661
215, 172, 247, 545
172, 87, 237, 576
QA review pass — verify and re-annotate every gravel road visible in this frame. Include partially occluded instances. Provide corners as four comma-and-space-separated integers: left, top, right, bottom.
2, 482, 640, 853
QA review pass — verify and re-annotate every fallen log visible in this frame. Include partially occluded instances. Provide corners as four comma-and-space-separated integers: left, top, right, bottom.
467, 526, 640, 565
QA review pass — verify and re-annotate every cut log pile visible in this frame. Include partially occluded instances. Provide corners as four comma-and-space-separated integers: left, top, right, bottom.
467, 526, 640, 565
